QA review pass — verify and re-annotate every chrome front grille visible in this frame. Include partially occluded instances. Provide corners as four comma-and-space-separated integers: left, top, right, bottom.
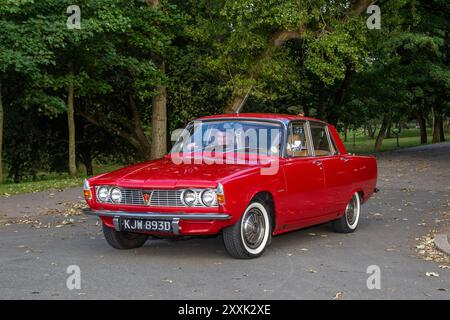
121, 189, 145, 206
149, 190, 185, 207
96, 187, 213, 207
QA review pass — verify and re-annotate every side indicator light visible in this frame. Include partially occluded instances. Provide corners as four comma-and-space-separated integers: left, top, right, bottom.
84, 189, 92, 200
217, 194, 225, 204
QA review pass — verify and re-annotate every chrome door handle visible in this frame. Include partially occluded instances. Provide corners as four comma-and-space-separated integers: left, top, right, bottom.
340, 157, 350, 162
313, 160, 322, 166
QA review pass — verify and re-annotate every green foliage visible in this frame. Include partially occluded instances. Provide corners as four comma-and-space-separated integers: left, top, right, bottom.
0, 0, 449, 184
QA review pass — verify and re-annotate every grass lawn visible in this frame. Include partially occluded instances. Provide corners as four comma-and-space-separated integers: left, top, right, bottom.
0, 164, 122, 196
342, 128, 450, 154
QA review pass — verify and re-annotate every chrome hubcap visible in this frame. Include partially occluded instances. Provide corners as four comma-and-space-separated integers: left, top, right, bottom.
242, 208, 266, 249
345, 195, 358, 226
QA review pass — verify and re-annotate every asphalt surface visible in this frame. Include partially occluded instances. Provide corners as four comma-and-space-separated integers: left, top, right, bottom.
0, 143, 449, 300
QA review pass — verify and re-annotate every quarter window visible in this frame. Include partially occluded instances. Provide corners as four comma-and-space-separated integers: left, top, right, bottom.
310, 125, 333, 156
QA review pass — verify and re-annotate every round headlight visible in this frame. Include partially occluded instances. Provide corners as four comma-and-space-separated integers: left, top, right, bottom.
110, 188, 122, 203
97, 187, 110, 202
182, 189, 197, 206
201, 189, 217, 207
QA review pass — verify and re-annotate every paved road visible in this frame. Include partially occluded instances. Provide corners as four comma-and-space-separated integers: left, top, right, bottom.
1, 143, 449, 300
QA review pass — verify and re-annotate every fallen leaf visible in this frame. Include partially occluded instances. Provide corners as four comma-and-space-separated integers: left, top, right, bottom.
332, 292, 343, 300
425, 272, 440, 277
373, 213, 383, 217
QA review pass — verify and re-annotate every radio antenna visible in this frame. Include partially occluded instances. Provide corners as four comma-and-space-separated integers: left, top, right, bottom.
236, 86, 252, 115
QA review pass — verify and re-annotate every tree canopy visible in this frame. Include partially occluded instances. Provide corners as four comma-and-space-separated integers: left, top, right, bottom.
0, 0, 448, 182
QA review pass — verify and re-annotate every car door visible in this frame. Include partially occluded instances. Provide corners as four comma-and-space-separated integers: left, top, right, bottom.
281, 121, 326, 225
309, 123, 350, 215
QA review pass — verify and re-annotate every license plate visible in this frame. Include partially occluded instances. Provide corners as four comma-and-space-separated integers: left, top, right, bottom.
120, 218, 172, 233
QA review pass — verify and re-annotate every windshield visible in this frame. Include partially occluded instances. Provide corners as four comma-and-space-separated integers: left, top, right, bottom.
170, 120, 282, 156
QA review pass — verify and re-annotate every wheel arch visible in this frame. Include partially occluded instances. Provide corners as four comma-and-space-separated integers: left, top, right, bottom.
249, 190, 277, 232
349, 187, 365, 204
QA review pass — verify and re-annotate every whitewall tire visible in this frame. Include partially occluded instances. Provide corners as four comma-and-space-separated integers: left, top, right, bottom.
223, 201, 272, 259
332, 192, 361, 233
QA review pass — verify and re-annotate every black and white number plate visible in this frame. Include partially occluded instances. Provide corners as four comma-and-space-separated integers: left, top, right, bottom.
120, 218, 172, 233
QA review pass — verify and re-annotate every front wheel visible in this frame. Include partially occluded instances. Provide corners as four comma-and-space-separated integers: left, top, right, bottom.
332, 192, 361, 233
222, 201, 272, 259
102, 224, 149, 249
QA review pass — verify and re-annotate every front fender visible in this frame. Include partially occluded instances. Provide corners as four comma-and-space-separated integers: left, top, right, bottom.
220, 169, 285, 229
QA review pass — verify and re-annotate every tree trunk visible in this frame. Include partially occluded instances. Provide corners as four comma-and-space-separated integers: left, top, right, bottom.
385, 121, 392, 139
86, 161, 93, 176
147, 0, 167, 160
0, 76, 3, 183
67, 69, 77, 177
416, 111, 427, 144
344, 125, 348, 142
328, 63, 355, 126
81, 149, 94, 176
374, 114, 389, 152
151, 65, 167, 159
432, 106, 444, 143
439, 117, 445, 142
367, 125, 375, 139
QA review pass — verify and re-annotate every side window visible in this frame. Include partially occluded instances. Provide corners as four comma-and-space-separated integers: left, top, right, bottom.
287, 123, 310, 157
310, 125, 332, 156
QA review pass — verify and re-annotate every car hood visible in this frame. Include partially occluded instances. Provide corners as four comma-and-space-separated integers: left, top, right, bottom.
90, 156, 261, 189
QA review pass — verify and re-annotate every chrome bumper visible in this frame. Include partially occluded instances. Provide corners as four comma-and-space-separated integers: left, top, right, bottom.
83, 208, 231, 234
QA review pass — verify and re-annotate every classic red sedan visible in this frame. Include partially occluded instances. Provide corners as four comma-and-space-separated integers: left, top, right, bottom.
83, 113, 377, 259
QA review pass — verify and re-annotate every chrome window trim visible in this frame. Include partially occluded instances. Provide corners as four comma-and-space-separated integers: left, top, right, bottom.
308, 121, 335, 157
325, 125, 340, 155
285, 120, 315, 158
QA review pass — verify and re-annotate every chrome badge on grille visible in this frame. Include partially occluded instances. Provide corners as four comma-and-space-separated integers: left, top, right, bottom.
142, 192, 152, 205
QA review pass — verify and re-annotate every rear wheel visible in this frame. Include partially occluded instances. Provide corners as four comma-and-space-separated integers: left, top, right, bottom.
332, 192, 361, 233
222, 201, 272, 259
102, 224, 149, 249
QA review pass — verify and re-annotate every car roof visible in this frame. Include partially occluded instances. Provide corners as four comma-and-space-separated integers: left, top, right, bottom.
197, 113, 328, 125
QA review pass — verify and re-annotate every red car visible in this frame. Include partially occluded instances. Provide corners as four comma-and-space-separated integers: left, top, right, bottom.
83, 113, 378, 259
